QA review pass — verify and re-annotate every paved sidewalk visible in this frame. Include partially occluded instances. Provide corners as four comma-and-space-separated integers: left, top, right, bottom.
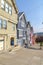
0, 47, 43, 65
29, 43, 43, 50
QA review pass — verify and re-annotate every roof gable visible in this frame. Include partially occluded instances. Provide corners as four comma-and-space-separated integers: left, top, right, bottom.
18, 12, 23, 17
18, 12, 26, 23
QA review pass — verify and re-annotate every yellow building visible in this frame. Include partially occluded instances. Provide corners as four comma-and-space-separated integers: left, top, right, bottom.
0, 0, 18, 51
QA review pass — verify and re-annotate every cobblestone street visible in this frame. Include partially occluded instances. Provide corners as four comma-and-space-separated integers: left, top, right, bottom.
0, 45, 43, 65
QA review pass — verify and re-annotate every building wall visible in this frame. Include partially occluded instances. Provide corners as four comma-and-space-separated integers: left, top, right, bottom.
26, 23, 31, 45
17, 13, 26, 46
0, 0, 18, 23
0, 0, 18, 51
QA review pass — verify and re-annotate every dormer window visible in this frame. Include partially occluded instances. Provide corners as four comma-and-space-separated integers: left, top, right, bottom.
1, 0, 5, 9
5, 3, 9, 13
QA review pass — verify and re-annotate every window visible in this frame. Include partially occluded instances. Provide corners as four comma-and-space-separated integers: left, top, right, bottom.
5, 3, 9, 13
19, 30, 23, 37
9, 6, 12, 15
23, 31, 26, 37
21, 22, 25, 27
12, 24, 15, 31
0, 19, 2, 29
3, 20, 7, 29
1, 0, 5, 9
1, 0, 12, 15
0, 18, 7, 29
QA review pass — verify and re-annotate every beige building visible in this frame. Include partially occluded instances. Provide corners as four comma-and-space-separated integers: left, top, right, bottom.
0, 0, 18, 51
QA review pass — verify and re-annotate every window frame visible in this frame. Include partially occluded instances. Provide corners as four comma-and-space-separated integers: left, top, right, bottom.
2, 20, 7, 29
0, 19, 2, 29
9, 5, 12, 15
5, 2, 9, 13
1, 0, 5, 10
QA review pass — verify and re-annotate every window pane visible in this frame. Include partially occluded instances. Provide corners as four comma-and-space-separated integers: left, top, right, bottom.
3, 20, 7, 29
5, 3, 8, 12
6, 3, 8, 8
21, 22, 25, 27
9, 11, 12, 14
5, 8, 8, 12
19, 30, 23, 37
1, 0, 4, 4
9, 6, 12, 15
9, 6, 12, 10
1, 0, 4, 9
0, 19, 2, 29
1, 5, 4, 9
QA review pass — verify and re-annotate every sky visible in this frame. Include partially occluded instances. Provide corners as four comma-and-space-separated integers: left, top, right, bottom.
16, 0, 43, 33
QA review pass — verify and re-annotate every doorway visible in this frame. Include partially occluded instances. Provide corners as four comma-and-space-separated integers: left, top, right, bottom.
11, 37, 14, 46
